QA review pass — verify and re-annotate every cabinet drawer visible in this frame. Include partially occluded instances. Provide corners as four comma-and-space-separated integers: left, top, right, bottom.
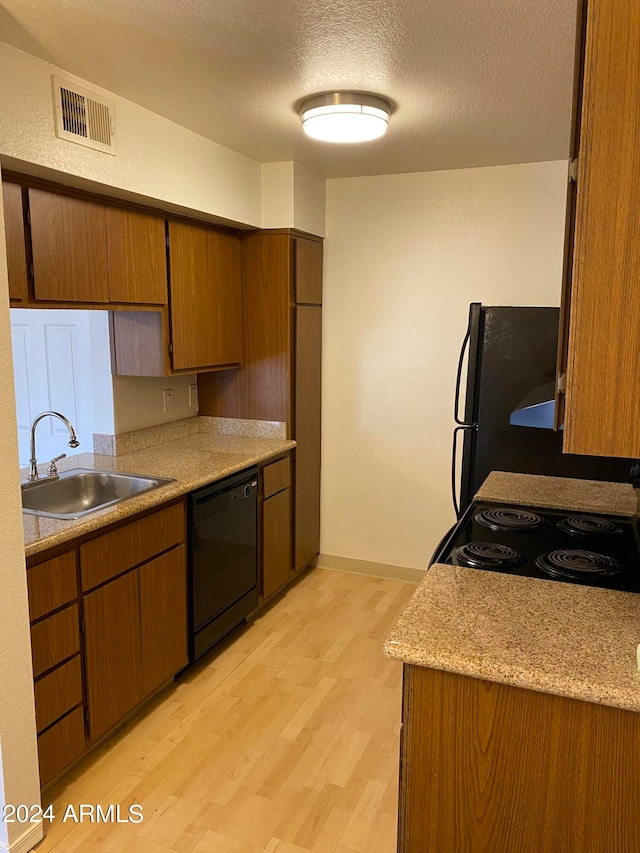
262, 457, 291, 499
80, 502, 185, 591
34, 656, 83, 733
27, 552, 77, 622
31, 604, 80, 678
37, 706, 85, 787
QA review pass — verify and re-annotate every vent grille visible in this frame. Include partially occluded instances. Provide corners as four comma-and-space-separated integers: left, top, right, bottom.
52, 76, 116, 155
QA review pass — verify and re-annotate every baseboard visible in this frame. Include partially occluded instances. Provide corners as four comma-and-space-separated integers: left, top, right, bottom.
0, 822, 44, 853
311, 553, 424, 584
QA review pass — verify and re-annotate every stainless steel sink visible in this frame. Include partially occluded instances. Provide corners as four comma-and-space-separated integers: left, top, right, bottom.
21, 469, 175, 519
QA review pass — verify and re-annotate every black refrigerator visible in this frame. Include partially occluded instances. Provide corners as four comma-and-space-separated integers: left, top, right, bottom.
453, 303, 636, 517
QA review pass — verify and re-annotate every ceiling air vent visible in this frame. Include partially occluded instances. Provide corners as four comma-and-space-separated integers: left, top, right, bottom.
52, 76, 116, 155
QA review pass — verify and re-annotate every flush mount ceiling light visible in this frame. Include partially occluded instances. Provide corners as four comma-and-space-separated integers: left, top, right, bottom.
299, 93, 391, 143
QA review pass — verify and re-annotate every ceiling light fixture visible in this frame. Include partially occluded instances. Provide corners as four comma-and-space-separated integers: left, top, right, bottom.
299, 93, 391, 144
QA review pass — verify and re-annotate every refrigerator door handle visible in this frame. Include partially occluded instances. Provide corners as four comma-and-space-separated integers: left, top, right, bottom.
452, 424, 477, 519
454, 328, 473, 426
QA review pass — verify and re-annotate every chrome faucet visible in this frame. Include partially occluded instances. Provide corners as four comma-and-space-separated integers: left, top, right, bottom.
28, 412, 80, 482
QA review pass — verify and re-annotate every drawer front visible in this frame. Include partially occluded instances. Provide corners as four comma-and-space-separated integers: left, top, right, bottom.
31, 604, 80, 678
38, 706, 85, 787
262, 457, 291, 499
28, 551, 77, 622
80, 502, 185, 591
34, 656, 83, 733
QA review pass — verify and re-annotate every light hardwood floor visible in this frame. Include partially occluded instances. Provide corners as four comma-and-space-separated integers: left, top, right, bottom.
37, 568, 416, 853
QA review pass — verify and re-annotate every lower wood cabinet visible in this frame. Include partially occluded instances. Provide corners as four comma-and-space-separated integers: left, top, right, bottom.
84, 570, 144, 741
399, 664, 640, 852
139, 546, 188, 696
262, 489, 292, 599
260, 456, 293, 601
37, 707, 85, 789
27, 500, 188, 788
83, 512, 187, 742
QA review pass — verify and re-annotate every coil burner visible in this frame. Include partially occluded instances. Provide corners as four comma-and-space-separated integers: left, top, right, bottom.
475, 507, 546, 533
454, 542, 524, 571
535, 549, 622, 581
557, 515, 622, 537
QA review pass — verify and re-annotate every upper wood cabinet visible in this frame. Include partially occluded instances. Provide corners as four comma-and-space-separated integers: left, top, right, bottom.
295, 237, 323, 304
28, 187, 167, 306
105, 207, 167, 304
2, 181, 29, 302
167, 220, 243, 370
561, 0, 640, 458
30, 188, 110, 303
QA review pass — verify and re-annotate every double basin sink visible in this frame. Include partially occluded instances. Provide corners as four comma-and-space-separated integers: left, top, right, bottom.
21, 469, 174, 519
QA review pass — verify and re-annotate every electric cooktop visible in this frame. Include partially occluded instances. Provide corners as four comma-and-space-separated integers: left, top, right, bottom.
433, 501, 640, 593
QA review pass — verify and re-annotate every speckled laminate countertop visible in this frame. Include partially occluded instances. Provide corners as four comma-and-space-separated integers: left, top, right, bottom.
476, 471, 637, 517
384, 563, 640, 712
23, 434, 295, 558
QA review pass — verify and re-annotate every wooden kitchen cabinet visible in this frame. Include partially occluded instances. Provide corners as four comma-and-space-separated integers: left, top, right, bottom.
83, 570, 144, 741
199, 232, 323, 573
168, 220, 243, 370
26, 548, 84, 787
29, 188, 110, 303
26, 185, 167, 306
262, 458, 293, 600
399, 664, 640, 852
105, 206, 167, 304
26, 501, 187, 787
82, 502, 186, 741
560, 0, 640, 458
139, 546, 188, 696
2, 181, 29, 302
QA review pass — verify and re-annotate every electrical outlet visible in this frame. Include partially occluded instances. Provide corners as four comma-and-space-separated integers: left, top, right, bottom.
163, 388, 174, 413
189, 383, 198, 408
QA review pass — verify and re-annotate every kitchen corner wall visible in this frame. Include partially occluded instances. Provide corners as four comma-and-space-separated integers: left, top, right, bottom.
321, 160, 568, 571
0, 184, 42, 851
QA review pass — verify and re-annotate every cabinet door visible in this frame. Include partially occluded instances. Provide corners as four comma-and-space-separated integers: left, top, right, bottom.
2, 181, 29, 302
295, 305, 322, 570
139, 547, 187, 696
563, 0, 640, 458
83, 571, 143, 741
295, 237, 323, 305
263, 489, 292, 599
106, 207, 167, 304
168, 221, 242, 370
29, 189, 109, 303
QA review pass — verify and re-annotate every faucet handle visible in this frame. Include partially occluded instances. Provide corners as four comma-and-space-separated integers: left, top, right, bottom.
47, 453, 66, 477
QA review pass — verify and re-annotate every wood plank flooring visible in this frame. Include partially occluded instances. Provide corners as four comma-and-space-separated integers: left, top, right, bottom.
37, 569, 416, 853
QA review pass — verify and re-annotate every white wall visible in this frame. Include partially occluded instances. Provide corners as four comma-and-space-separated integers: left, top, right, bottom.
112, 374, 197, 434
321, 161, 568, 570
0, 42, 262, 227
262, 161, 326, 237
0, 185, 42, 852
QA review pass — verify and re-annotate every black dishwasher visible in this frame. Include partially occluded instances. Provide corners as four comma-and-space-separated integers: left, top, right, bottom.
188, 467, 258, 661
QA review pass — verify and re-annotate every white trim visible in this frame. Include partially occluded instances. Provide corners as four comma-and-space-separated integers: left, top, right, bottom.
0, 822, 44, 853
312, 553, 424, 584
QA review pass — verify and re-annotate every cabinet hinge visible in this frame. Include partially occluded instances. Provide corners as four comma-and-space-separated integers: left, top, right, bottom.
80, 617, 85, 634
29, 262, 34, 279
84, 705, 90, 728
166, 234, 170, 248
568, 158, 579, 184
26, 208, 31, 225
168, 342, 173, 355
557, 372, 567, 395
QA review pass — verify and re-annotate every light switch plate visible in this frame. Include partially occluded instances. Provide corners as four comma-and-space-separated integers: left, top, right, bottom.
189, 383, 198, 408
163, 388, 174, 413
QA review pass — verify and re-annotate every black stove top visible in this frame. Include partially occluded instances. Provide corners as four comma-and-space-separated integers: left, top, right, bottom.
434, 501, 640, 593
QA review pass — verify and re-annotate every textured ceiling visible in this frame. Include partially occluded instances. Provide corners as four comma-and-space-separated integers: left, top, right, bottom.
0, 0, 577, 178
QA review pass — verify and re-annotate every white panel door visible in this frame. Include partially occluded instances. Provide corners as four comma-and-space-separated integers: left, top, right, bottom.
11, 310, 96, 468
